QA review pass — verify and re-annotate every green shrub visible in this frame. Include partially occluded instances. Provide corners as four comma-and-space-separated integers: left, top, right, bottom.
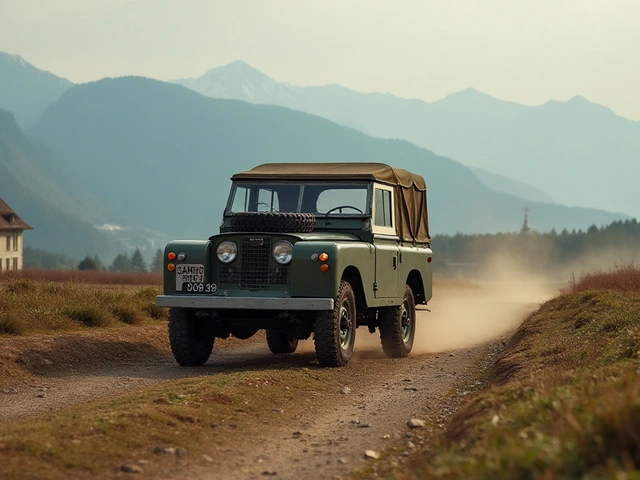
142, 303, 167, 320
0, 313, 27, 335
62, 305, 113, 327
3, 279, 37, 295
111, 306, 145, 325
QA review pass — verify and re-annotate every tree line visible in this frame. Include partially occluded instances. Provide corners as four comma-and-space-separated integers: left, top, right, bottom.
77, 248, 164, 272
433, 218, 640, 277
23, 246, 163, 272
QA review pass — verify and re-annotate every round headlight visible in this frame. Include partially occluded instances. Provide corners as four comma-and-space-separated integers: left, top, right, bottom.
273, 240, 293, 265
217, 241, 237, 264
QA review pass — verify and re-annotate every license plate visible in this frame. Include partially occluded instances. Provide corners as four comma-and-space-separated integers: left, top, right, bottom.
182, 283, 218, 293
175, 264, 205, 290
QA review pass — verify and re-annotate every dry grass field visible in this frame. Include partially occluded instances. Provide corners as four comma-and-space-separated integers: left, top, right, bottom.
0, 268, 162, 286
0, 270, 164, 336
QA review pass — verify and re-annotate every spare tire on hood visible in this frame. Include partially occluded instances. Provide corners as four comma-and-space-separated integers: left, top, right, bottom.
230, 212, 316, 233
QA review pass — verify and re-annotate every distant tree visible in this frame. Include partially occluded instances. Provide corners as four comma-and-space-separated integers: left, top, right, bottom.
78, 256, 101, 271
150, 248, 163, 272
93, 255, 105, 271
131, 248, 147, 272
110, 252, 132, 272
24, 246, 74, 270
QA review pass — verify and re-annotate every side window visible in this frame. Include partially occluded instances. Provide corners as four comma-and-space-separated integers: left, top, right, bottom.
230, 186, 251, 212
374, 188, 393, 227
5, 236, 9, 252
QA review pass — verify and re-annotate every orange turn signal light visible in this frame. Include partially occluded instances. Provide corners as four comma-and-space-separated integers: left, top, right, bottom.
320, 264, 329, 272
167, 252, 176, 261
319, 252, 329, 262
167, 263, 175, 272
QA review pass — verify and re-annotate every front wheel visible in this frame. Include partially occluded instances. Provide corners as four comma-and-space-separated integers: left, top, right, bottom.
266, 330, 299, 354
314, 280, 357, 367
379, 284, 416, 358
168, 308, 214, 366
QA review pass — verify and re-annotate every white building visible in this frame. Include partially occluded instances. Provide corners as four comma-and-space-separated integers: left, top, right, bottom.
0, 198, 32, 272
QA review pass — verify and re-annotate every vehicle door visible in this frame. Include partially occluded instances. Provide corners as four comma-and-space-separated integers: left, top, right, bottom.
372, 183, 399, 298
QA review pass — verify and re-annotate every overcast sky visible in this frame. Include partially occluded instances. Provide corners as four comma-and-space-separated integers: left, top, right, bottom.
2, 0, 639, 120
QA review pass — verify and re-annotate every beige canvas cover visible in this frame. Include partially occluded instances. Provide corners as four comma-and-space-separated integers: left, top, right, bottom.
232, 163, 430, 244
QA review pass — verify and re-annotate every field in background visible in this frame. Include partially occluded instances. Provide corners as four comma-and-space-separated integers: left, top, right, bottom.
0, 269, 162, 286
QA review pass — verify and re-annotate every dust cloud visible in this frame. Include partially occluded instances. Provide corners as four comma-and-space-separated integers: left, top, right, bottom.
330, 248, 632, 357
411, 255, 562, 354
349, 257, 562, 357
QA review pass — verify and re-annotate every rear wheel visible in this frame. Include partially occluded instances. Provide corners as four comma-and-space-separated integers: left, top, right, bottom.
266, 330, 299, 354
379, 284, 416, 358
314, 280, 357, 367
168, 308, 214, 366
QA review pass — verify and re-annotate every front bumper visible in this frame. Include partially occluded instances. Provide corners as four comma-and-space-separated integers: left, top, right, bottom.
156, 295, 334, 311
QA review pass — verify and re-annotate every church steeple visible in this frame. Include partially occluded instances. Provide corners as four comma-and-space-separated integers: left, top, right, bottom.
521, 207, 531, 234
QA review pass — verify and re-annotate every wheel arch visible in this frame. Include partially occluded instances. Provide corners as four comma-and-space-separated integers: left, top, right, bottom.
406, 269, 426, 305
341, 265, 367, 311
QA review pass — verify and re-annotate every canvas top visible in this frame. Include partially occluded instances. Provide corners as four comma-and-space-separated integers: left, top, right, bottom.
232, 162, 426, 191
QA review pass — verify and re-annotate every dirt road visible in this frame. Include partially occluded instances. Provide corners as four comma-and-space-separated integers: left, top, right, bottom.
0, 281, 555, 479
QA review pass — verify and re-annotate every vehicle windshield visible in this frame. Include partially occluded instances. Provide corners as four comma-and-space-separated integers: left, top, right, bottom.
227, 182, 370, 215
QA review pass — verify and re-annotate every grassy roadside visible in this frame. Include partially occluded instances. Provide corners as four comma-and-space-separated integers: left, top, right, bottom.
371, 265, 640, 479
0, 367, 339, 480
0, 278, 165, 335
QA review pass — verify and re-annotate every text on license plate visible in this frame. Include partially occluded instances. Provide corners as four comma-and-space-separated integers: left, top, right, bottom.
175, 264, 204, 290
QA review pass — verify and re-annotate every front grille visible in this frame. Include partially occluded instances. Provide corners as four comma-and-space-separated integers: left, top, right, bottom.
219, 236, 289, 289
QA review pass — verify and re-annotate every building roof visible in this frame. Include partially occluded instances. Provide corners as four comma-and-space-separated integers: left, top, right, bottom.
0, 198, 33, 231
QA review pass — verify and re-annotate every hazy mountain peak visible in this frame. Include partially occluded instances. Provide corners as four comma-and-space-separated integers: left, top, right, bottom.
436, 87, 505, 106
0, 50, 72, 84
172, 60, 295, 104
207, 60, 268, 77
0, 51, 29, 68
451, 87, 485, 97
0, 50, 73, 127
568, 94, 589, 103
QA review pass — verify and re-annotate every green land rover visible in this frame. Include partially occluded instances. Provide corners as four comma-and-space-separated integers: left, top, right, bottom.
156, 162, 433, 367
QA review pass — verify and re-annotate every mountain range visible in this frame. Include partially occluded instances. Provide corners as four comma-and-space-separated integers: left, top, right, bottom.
173, 61, 640, 220
30, 77, 626, 240
0, 52, 72, 128
0, 52, 633, 260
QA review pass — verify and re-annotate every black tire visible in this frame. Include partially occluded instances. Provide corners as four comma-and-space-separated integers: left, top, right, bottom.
230, 212, 315, 233
168, 308, 214, 366
379, 284, 416, 358
314, 280, 357, 367
266, 330, 299, 354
